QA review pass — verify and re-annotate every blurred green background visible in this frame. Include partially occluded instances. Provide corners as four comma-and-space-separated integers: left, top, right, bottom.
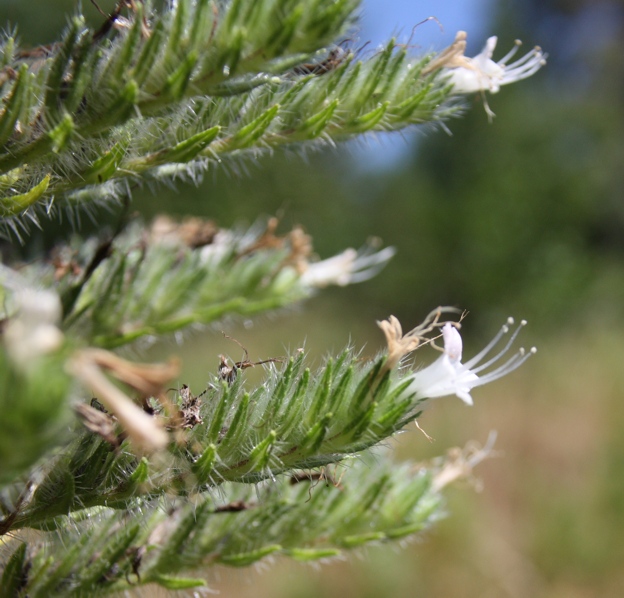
3, 0, 624, 596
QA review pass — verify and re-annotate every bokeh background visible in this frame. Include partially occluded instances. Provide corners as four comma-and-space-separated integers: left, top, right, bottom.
3, 0, 624, 596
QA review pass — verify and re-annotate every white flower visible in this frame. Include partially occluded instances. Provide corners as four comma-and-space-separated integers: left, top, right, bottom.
445, 34, 546, 95
408, 318, 536, 405
3, 288, 64, 368
300, 245, 396, 288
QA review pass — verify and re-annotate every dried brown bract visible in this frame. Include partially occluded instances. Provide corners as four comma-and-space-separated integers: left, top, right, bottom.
75, 401, 121, 448
175, 384, 204, 429
285, 225, 313, 274
67, 349, 171, 453
421, 30, 470, 75
149, 215, 219, 249
84, 348, 180, 400
0, 66, 17, 88
214, 500, 255, 513
237, 217, 285, 257
50, 249, 82, 282
289, 469, 343, 490
218, 334, 282, 384
377, 307, 461, 374
125, 545, 145, 584
92, 0, 150, 42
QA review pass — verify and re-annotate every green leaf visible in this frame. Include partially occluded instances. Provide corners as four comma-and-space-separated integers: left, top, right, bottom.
0, 63, 29, 148
133, 18, 165, 87
339, 531, 385, 547
227, 104, 280, 150
342, 401, 376, 441
83, 80, 138, 134
248, 430, 277, 470
149, 126, 220, 164
99, 3, 143, 85
286, 547, 342, 561
349, 357, 384, 414
264, 5, 303, 56
277, 368, 310, 438
326, 365, 353, 414
49, 113, 74, 153
301, 412, 332, 454
218, 544, 282, 567
193, 443, 218, 483
268, 357, 295, 421
63, 34, 96, 114
78, 523, 140, 589
0, 543, 28, 596
81, 141, 128, 184
388, 84, 433, 123
221, 392, 250, 448
154, 575, 207, 589
148, 503, 212, 574
163, 51, 198, 100
308, 359, 332, 424
349, 101, 389, 133
129, 457, 150, 485
44, 17, 85, 122
384, 522, 426, 539
300, 98, 338, 137
0, 173, 50, 217
207, 384, 232, 444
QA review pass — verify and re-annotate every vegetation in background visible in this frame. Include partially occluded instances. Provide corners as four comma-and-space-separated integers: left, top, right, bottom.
0, 0, 549, 595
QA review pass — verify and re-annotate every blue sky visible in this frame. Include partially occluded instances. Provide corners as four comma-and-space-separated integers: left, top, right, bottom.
359, 0, 495, 51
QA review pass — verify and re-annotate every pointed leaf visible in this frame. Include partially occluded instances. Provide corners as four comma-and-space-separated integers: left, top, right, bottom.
0, 173, 50, 217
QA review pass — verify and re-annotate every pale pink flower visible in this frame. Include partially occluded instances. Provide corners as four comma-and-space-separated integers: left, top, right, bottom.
408, 318, 536, 405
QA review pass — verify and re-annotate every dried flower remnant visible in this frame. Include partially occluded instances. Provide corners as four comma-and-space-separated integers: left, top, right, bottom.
67, 349, 171, 453
176, 384, 204, 429
285, 225, 313, 275
431, 431, 499, 492
51, 248, 82, 281
290, 468, 344, 489
407, 318, 536, 406
197, 218, 286, 265
377, 307, 456, 373
75, 402, 121, 448
149, 215, 218, 249
422, 30, 470, 75
84, 348, 180, 400
218, 333, 283, 384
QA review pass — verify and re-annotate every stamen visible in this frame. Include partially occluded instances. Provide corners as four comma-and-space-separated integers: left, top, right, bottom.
506, 48, 542, 70
503, 51, 547, 82
499, 40, 522, 65
463, 317, 514, 369
477, 345, 536, 385
471, 319, 527, 374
